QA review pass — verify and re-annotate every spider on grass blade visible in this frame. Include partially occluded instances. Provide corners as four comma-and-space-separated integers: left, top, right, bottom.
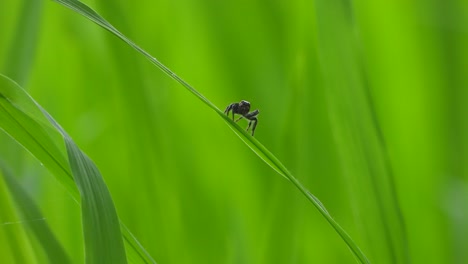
224, 100, 259, 136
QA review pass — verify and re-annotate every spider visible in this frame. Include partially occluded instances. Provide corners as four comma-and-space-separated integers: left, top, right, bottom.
224, 100, 259, 136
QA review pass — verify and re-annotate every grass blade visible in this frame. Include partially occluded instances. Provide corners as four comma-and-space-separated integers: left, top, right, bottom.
0, 162, 71, 264
0, 74, 155, 264
0, 168, 37, 264
42, 112, 127, 264
1, 0, 42, 86
0, 75, 126, 263
0, 0, 42, 187
52, 0, 370, 263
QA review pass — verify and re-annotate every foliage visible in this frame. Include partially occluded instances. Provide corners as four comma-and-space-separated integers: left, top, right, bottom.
1, 0, 466, 263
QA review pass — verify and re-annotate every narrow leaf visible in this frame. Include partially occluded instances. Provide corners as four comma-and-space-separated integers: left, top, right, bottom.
52, 0, 370, 263
0, 74, 155, 264
0, 168, 37, 264
0, 162, 71, 264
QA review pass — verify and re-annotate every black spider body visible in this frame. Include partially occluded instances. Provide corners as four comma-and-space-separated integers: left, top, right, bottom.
224, 100, 259, 136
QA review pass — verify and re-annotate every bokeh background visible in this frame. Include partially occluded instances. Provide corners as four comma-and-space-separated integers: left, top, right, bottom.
1, 0, 467, 263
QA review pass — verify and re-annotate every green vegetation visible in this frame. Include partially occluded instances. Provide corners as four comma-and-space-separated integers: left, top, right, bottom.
1, 0, 466, 263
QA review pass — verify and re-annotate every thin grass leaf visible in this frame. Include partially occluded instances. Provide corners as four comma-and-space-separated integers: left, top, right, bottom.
1, 0, 42, 86
0, 75, 155, 264
52, 1, 370, 263
0, 76, 126, 264
0, 162, 71, 264
0, 0, 43, 189
0, 169, 38, 264
41, 109, 127, 264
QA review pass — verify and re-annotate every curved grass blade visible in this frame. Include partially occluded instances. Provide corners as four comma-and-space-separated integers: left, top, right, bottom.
0, 162, 71, 264
0, 76, 126, 264
52, 1, 370, 263
0, 0, 43, 178
0, 75, 155, 264
40, 111, 127, 264
0, 168, 37, 264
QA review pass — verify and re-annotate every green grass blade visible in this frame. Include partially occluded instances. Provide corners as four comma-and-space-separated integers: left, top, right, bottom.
53, 0, 214, 109
0, 74, 155, 264
40, 111, 127, 264
1, 0, 42, 86
0, 162, 71, 264
0, 168, 37, 264
225, 116, 369, 263
65, 139, 127, 264
0, 0, 42, 178
0, 75, 126, 264
52, 1, 370, 263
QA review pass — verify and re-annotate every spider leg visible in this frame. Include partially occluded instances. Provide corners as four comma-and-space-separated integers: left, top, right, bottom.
244, 109, 259, 119
224, 104, 232, 114
224, 103, 237, 121
235, 116, 244, 122
250, 118, 258, 136
243, 110, 259, 136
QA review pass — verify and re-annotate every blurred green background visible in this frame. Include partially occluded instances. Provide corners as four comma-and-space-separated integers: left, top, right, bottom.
1, 0, 467, 263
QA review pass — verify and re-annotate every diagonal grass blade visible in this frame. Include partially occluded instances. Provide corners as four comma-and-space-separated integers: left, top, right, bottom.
52, 0, 370, 263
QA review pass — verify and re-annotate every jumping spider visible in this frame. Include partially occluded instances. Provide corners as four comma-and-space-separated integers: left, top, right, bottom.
224, 100, 259, 136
